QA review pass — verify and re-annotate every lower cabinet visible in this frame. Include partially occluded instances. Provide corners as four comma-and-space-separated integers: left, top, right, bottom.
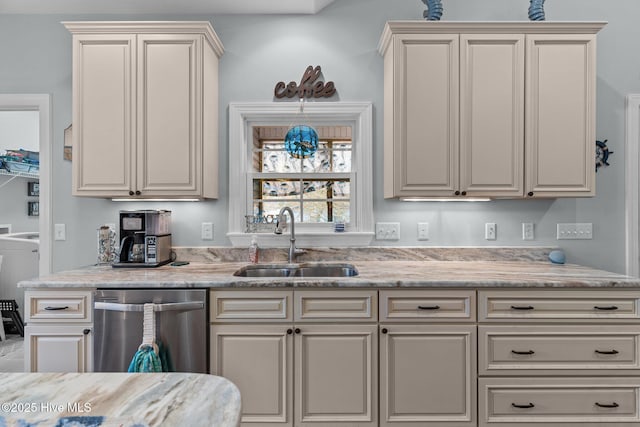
23, 289, 94, 372
379, 325, 477, 426
210, 290, 378, 427
24, 325, 92, 372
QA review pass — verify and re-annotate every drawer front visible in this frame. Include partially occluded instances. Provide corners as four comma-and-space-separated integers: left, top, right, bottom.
294, 290, 377, 322
479, 290, 640, 322
210, 290, 293, 322
25, 291, 92, 323
479, 325, 640, 375
479, 377, 640, 426
380, 290, 476, 322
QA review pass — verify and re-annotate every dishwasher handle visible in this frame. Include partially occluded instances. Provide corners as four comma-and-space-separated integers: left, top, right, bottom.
94, 301, 204, 312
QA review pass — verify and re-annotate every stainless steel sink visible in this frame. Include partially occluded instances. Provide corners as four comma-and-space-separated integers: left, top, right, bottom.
233, 263, 359, 278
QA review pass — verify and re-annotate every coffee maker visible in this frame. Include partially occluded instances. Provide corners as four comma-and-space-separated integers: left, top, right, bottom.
113, 210, 172, 268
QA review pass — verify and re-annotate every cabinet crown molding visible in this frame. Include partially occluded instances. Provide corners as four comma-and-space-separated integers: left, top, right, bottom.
378, 21, 607, 54
62, 21, 224, 57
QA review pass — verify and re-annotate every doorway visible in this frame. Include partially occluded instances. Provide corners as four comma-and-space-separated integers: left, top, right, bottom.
625, 94, 640, 277
0, 94, 51, 276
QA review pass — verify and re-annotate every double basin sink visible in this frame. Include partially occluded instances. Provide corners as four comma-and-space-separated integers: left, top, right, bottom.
234, 263, 358, 278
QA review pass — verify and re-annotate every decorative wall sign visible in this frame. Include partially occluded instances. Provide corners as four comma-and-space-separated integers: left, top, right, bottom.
27, 181, 39, 197
274, 66, 336, 99
595, 139, 613, 172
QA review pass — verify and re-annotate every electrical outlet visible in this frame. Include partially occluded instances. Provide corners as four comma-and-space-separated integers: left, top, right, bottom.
485, 223, 496, 240
522, 223, 534, 240
54, 223, 66, 241
557, 223, 592, 240
201, 222, 214, 240
376, 222, 400, 240
417, 222, 429, 240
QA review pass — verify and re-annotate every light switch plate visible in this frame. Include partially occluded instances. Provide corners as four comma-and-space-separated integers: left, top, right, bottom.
557, 223, 592, 240
417, 222, 429, 240
485, 223, 496, 240
376, 222, 400, 240
54, 223, 66, 241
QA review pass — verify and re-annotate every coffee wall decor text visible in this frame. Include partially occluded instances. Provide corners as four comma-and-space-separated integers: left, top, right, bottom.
274, 65, 336, 99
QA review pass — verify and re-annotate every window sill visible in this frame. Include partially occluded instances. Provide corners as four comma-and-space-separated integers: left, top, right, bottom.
227, 232, 374, 248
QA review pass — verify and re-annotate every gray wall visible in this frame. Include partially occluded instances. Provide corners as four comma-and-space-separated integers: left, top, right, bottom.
0, 0, 638, 273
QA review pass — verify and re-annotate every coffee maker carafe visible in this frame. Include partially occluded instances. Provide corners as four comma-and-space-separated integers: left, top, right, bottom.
113, 210, 172, 268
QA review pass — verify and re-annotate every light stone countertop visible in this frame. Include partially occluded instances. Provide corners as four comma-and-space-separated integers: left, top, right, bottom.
0, 372, 241, 427
19, 259, 640, 289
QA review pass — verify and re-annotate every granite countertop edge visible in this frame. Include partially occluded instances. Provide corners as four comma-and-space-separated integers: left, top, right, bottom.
19, 260, 640, 289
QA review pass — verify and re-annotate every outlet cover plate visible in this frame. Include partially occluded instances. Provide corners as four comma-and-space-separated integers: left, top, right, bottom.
485, 223, 496, 240
201, 222, 214, 240
417, 222, 429, 240
522, 223, 534, 240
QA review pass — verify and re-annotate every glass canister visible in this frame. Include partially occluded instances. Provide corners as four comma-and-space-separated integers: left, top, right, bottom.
97, 225, 118, 265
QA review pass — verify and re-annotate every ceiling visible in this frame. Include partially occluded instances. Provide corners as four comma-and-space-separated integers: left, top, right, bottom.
0, 0, 336, 15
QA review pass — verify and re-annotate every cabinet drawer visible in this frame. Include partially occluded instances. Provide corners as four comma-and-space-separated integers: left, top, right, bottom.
479, 290, 640, 322
479, 325, 640, 375
25, 291, 92, 323
294, 290, 377, 322
210, 290, 293, 322
380, 290, 475, 322
479, 377, 640, 426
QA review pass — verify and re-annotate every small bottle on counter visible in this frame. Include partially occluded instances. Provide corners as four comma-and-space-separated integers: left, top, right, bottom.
248, 234, 259, 264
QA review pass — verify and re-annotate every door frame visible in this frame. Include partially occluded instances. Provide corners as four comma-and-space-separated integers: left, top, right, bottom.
0, 94, 52, 274
625, 94, 640, 277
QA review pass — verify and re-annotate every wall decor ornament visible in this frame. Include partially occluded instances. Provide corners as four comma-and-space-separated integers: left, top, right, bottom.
528, 0, 546, 21
422, 0, 443, 21
284, 125, 319, 159
595, 139, 613, 172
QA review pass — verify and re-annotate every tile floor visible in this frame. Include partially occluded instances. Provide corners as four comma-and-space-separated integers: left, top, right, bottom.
0, 335, 24, 372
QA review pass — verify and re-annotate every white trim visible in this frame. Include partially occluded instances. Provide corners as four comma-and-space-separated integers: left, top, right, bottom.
0, 94, 52, 275
228, 102, 374, 247
626, 95, 640, 277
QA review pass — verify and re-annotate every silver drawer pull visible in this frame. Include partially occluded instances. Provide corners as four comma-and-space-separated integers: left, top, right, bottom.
511, 350, 535, 355
595, 349, 619, 355
44, 306, 69, 311
512, 402, 535, 409
94, 301, 204, 312
510, 305, 534, 310
595, 402, 619, 408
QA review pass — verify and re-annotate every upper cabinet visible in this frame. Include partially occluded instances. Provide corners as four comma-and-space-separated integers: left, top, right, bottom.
64, 22, 224, 199
379, 22, 606, 199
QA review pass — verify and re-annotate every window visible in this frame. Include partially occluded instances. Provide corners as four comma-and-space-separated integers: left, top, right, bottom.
228, 102, 373, 247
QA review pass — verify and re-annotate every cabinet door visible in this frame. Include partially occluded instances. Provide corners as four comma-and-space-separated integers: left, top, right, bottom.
72, 34, 135, 196
460, 34, 524, 197
526, 34, 597, 197
294, 324, 378, 427
24, 325, 92, 373
389, 34, 459, 197
380, 324, 476, 426
137, 34, 201, 196
211, 324, 293, 427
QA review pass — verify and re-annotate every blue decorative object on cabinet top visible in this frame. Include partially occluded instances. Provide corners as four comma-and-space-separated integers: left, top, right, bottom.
422, 0, 443, 21
528, 0, 546, 21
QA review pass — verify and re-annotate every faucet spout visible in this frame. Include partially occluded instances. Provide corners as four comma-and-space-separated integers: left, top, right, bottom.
275, 207, 305, 263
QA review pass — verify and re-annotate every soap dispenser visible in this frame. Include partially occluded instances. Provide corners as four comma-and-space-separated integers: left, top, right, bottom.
249, 235, 259, 264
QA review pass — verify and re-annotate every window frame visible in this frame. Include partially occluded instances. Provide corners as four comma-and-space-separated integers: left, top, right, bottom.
227, 102, 374, 248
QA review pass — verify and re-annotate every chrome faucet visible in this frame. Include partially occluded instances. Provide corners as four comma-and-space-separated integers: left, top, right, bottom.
275, 206, 306, 263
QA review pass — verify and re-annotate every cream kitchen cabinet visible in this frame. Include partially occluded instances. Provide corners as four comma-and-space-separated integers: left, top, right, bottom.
64, 22, 223, 199
210, 290, 378, 427
379, 290, 477, 426
23, 290, 93, 372
379, 22, 605, 199
478, 289, 640, 426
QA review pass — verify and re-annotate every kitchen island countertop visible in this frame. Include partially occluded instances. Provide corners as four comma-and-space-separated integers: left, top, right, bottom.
18, 259, 640, 289
0, 372, 241, 427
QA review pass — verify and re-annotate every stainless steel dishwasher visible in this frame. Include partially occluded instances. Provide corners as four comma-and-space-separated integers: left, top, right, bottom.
93, 289, 207, 373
